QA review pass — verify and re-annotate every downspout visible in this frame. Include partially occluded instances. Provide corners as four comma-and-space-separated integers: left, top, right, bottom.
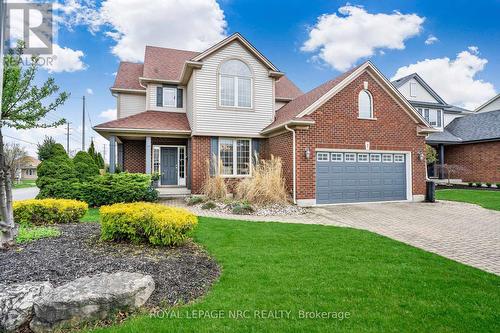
284, 125, 296, 204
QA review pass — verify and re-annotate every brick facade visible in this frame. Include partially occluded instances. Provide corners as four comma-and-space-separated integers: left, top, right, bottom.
266, 131, 294, 193
269, 72, 427, 201
190, 136, 211, 194
445, 141, 500, 182
122, 139, 146, 173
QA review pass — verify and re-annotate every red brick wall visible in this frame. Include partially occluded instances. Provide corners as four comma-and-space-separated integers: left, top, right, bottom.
445, 141, 500, 182
292, 72, 427, 200
267, 131, 294, 193
122, 139, 145, 173
191, 136, 211, 194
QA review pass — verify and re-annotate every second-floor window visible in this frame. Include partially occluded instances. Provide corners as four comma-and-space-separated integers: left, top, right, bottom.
416, 108, 442, 128
156, 86, 183, 108
219, 59, 252, 108
358, 90, 373, 118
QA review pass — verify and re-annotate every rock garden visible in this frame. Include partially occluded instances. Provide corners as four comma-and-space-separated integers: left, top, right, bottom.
0, 199, 219, 332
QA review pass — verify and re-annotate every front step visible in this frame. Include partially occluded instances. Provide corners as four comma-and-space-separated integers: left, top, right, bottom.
156, 187, 191, 199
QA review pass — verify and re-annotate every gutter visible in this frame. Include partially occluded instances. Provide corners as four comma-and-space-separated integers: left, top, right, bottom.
284, 125, 296, 204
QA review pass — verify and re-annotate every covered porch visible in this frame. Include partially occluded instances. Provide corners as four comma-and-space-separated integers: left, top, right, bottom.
426, 129, 462, 180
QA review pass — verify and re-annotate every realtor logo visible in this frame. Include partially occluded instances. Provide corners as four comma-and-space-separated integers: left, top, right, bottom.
4, 2, 53, 54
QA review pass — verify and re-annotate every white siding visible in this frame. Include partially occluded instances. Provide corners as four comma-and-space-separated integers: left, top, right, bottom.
192, 41, 274, 136
186, 74, 195, 130
117, 93, 146, 119
146, 83, 186, 113
399, 79, 439, 104
477, 96, 500, 113
275, 101, 287, 110
444, 113, 466, 127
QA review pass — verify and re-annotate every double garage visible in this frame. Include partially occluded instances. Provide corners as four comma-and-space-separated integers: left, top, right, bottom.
315, 150, 411, 204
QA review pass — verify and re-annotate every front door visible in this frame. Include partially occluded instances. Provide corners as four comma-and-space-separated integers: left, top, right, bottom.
161, 147, 177, 185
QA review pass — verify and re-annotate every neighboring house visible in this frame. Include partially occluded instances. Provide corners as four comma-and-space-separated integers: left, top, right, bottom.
392, 73, 474, 178
475, 93, 500, 113
15, 156, 40, 180
94, 33, 433, 206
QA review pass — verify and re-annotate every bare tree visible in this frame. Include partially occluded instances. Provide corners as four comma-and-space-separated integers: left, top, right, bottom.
4, 142, 27, 181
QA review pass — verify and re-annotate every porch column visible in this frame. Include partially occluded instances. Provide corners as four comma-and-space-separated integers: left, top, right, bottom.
145, 136, 152, 174
439, 144, 445, 179
109, 135, 116, 174
117, 143, 123, 170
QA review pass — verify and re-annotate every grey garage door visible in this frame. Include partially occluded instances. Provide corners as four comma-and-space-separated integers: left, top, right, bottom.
316, 152, 407, 204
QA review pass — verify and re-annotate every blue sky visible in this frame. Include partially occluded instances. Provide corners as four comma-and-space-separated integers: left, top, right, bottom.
5, 0, 500, 156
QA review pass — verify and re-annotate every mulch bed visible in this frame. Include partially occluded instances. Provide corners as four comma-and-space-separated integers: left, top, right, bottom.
0, 223, 220, 308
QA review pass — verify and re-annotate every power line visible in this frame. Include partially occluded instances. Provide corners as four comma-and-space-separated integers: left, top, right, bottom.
4, 134, 37, 145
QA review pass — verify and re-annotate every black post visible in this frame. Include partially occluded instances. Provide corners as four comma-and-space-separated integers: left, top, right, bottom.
439, 144, 445, 179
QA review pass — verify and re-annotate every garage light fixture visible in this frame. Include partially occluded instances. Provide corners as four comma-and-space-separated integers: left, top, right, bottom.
417, 151, 424, 161
305, 148, 311, 159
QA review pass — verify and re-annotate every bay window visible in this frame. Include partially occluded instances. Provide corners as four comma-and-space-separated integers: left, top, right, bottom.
219, 59, 252, 108
219, 138, 251, 176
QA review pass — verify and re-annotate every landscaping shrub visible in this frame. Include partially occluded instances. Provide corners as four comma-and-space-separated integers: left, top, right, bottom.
16, 226, 60, 243
468, 182, 473, 187
202, 201, 217, 210
100, 202, 197, 246
13, 199, 88, 226
202, 157, 227, 200
486, 182, 492, 188
236, 155, 289, 205
496, 183, 500, 188
231, 202, 254, 215
186, 196, 204, 206
73, 151, 100, 182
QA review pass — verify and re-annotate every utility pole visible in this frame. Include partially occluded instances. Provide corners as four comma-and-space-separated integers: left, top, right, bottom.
66, 122, 70, 153
82, 95, 85, 151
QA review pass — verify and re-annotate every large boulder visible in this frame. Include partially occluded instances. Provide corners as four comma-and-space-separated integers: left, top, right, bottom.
0, 282, 53, 332
30, 272, 155, 333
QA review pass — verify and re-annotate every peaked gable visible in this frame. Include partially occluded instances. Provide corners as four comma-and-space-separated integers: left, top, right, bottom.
392, 73, 447, 105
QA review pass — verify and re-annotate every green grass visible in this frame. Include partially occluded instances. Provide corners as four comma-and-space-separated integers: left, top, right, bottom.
437, 189, 500, 211
80, 208, 100, 222
13, 180, 37, 189
16, 225, 60, 243
91, 217, 500, 333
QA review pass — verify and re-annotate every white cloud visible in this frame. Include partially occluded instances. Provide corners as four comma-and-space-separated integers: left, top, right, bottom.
99, 108, 117, 121
425, 35, 438, 45
301, 5, 424, 71
42, 44, 86, 73
392, 47, 496, 109
97, 0, 227, 61
86, 88, 93, 95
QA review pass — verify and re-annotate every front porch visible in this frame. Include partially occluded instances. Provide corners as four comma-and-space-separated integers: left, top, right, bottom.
108, 134, 192, 195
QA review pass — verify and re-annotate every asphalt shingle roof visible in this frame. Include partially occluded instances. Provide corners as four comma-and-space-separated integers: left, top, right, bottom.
444, 109, 500, 142
94, 111, 191, 132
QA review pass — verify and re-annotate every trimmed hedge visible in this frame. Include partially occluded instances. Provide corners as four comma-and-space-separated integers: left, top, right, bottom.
14, 199, 88, 226
100, 202, 197, 246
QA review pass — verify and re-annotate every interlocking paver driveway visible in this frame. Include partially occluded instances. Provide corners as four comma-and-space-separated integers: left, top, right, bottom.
311, 201, 500, 275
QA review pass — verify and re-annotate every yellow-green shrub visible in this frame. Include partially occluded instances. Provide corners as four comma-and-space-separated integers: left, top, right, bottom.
100, 202, 197, 246
13, 199, 88, 226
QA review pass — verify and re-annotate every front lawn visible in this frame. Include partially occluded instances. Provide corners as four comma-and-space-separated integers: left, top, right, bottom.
437, 189, 500, 211
13, 179, 37, 189
93, 217, 500, 333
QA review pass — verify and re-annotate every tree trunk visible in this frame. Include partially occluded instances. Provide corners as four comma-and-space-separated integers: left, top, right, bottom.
0, 128, 17, 249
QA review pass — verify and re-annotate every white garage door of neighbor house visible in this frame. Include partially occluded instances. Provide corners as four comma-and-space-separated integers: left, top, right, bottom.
316, 151, 408, 204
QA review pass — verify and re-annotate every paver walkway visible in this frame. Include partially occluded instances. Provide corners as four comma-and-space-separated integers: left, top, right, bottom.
167, 199, 500, 275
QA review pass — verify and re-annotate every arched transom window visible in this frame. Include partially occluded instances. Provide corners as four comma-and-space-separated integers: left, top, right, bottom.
219, 59, 252, 108
358, 90, 373, 118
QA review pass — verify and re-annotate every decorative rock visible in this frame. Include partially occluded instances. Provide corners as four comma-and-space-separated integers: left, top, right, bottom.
30, 272, 155, 333
0, 281, 53, 332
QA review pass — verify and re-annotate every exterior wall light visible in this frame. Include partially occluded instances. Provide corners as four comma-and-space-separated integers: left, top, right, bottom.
418, 151, 424, 161
305, 148, 311, 159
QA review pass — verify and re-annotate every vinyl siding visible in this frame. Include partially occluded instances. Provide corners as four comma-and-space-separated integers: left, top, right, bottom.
117, 93, 146, 119
477, 97, 500, 113
146, 83, 186, 113
192, 41, 274, 136
186, 73, 195, 130
399, 79, 439, 104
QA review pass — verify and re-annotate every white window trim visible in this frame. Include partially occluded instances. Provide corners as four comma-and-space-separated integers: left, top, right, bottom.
331, 153, 343, 162
358, 90, 375, 120
218, 138, 252, 177
394, 154, 405, 163
218, 60, 253, 109
357, 153, 369, 162
162, 87, 177, 107
382, 154, 393, 163
370, 154, 381, 162
317, 152, 329, 162
345, 153, 356, 162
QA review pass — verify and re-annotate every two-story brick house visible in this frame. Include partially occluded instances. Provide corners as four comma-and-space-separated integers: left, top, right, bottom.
94, 33, 434, 205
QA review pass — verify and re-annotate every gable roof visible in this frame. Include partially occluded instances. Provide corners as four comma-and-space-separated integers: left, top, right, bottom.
263, 61, 433, 134
94, 111, 191, 135
391, 73, 447, 105
143, 46, 199, 81
475, 93, 500, 112
16, 156, 40, 169
112, 62, 145, 91
191, 33, 280, 73
275, 76, 303, 100
443, 109, 500, 142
